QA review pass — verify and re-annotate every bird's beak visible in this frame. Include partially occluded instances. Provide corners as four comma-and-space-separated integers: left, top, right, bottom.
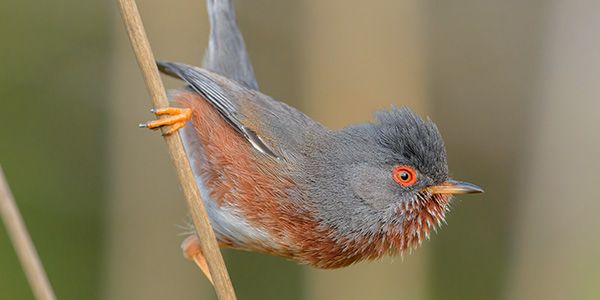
426, 179, 484, 194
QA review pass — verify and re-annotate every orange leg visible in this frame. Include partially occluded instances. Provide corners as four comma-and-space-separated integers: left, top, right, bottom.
181, 235, 214, 285
139, 107, 192, 135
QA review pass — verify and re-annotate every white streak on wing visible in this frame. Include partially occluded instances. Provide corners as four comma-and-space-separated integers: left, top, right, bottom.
179, 124, 277, 248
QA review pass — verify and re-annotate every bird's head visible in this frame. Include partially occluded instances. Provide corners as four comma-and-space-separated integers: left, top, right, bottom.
368, 106, 481, 203
325, 107, 483, 255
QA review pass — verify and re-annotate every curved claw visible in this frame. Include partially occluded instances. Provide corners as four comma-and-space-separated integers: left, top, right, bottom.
140, 107, 192, 135
182, 235, 213, 285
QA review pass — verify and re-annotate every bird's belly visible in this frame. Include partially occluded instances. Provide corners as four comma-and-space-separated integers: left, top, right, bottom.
179, 119, 280, 250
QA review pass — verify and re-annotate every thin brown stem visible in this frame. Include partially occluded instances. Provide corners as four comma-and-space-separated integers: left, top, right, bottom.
115, 1, 236, 299
0, 166, 56, 300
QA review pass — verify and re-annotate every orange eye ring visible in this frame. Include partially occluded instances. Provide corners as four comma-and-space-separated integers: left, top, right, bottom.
392, 165, 417, 187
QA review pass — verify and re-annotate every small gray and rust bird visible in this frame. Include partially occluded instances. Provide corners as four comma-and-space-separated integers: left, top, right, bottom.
141, 0, 482, 280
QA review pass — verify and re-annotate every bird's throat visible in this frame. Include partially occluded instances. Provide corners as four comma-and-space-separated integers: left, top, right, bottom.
396, 193, 451, 250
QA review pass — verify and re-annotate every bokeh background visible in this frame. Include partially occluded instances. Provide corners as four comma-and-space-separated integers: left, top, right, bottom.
1, 0, 599, 299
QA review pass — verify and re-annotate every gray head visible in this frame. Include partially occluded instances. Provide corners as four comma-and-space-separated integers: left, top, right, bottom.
301, 106, 482, 255
371, 107, 449, 192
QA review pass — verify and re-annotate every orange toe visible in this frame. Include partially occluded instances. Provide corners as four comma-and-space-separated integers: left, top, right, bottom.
181, 235, 214, 284
141, 106, 192, 135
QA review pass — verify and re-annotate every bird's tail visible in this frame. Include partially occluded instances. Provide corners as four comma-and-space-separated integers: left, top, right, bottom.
202, 0, 258, 90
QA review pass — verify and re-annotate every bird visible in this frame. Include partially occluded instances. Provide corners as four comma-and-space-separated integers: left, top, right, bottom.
140, 0, 483, 282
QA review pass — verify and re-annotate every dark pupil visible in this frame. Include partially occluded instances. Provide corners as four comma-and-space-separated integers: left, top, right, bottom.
400, 171, 410, 181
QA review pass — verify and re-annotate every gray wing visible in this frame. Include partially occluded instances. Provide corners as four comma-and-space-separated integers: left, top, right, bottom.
202, 0, 258, 90
158, 61, 277, 158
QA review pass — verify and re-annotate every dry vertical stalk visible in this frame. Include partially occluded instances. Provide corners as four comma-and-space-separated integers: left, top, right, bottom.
115, 1, 236, 299
0, 166, 56, 300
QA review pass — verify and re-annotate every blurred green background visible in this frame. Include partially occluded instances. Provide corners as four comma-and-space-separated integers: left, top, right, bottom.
1, 0, 599, 299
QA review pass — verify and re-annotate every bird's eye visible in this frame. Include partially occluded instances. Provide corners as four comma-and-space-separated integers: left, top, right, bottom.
392, 165, 417, 187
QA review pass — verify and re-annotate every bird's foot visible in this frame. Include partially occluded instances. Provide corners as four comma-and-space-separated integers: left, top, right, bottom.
139, 107, 192, 135
182, 235, 213, 284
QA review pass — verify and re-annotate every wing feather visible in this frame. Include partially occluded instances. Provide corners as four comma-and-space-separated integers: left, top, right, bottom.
158, 61, 279, 159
